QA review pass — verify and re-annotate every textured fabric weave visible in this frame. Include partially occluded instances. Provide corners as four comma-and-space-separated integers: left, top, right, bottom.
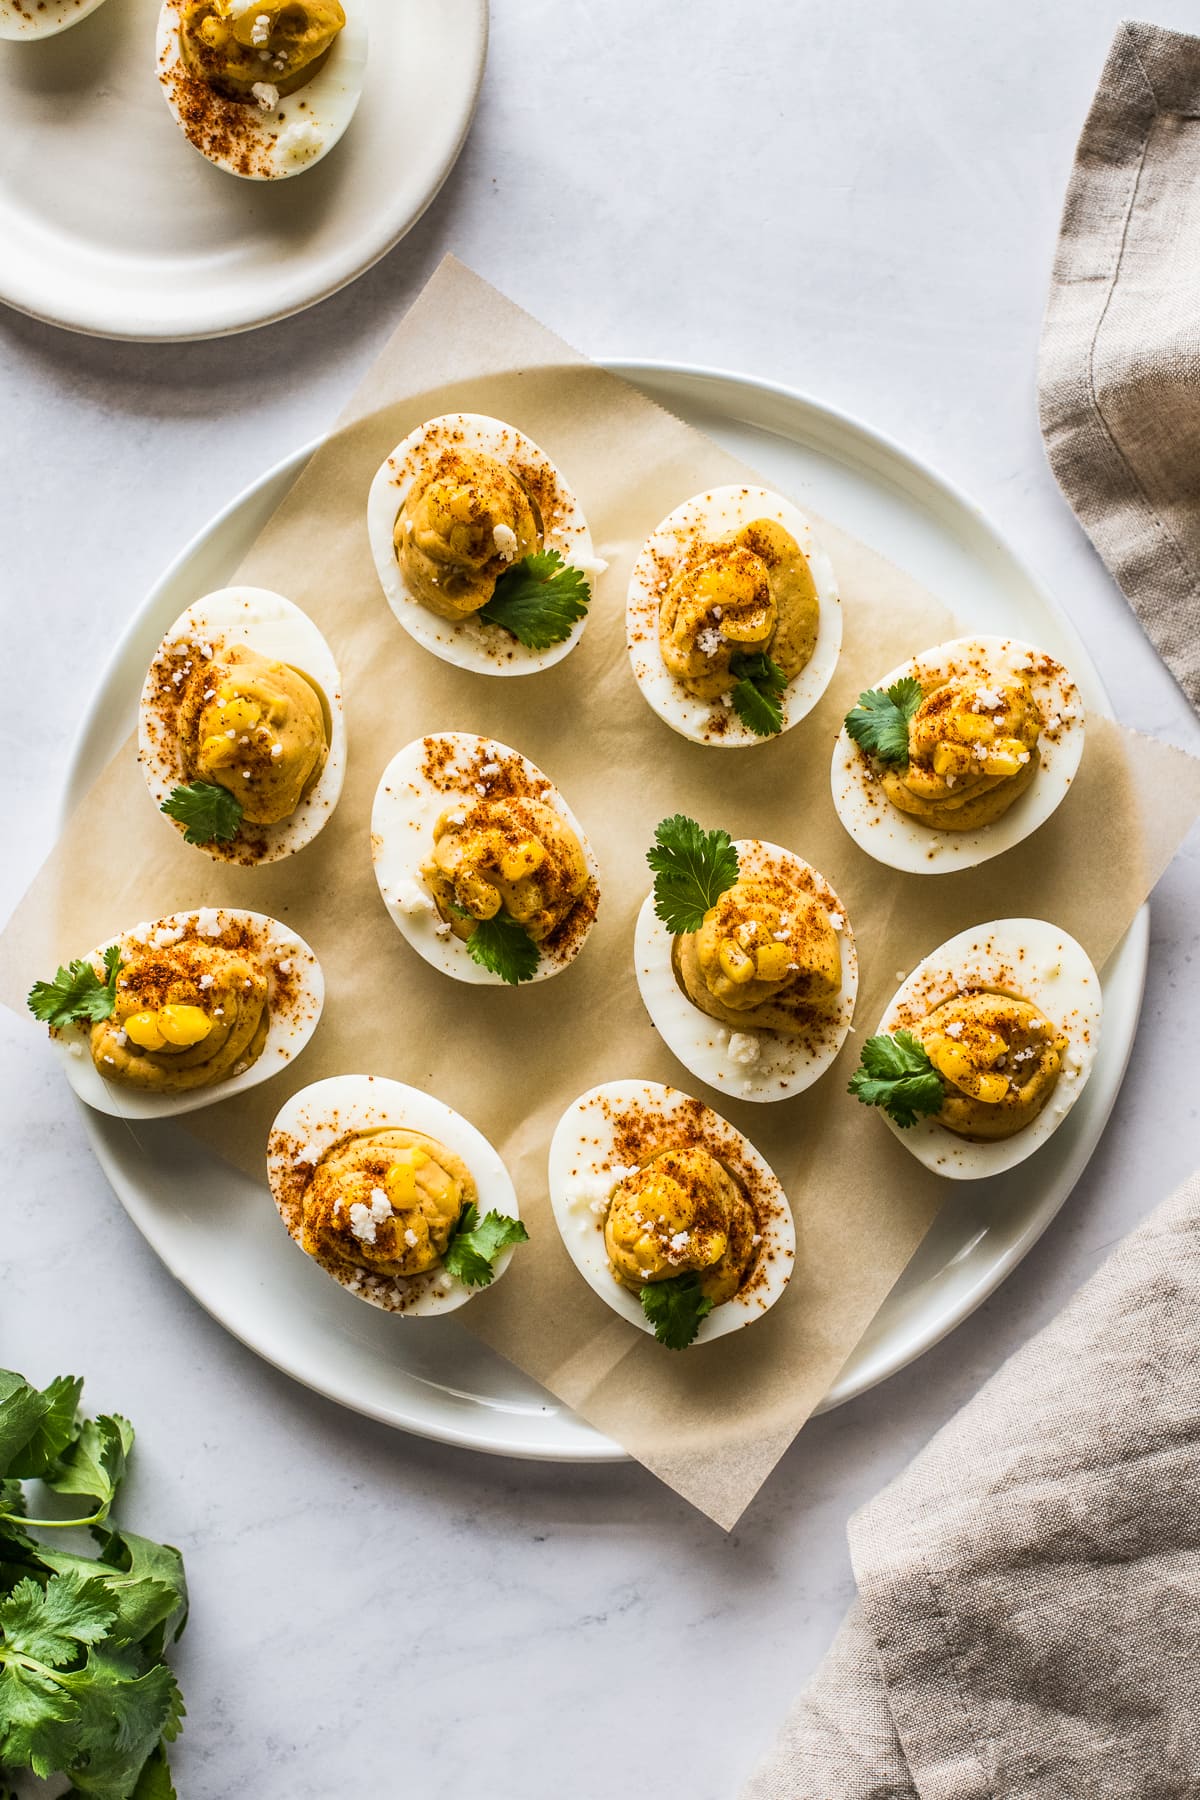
1040, 20, 1200, 713
740, 1167, 1200, 1798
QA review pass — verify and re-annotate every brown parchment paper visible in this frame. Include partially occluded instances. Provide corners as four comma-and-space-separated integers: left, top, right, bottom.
4, 258, 1200, 1529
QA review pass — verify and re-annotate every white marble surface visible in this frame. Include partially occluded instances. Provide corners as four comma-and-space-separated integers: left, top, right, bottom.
3, 3, 1200, 1795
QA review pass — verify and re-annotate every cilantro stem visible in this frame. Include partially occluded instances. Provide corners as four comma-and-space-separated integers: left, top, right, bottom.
0, 1506, 108, 1530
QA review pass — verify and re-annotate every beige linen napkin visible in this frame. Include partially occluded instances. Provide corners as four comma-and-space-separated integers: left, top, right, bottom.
1040, 20, 1200, 713
741, 1165, 1200, 1799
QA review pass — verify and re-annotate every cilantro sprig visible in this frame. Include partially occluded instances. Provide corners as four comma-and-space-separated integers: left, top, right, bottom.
640, 1274, 715, 1350
442, 1203, 529, 1288
27, 946, 122, 1031
160, 780, 244, 847
843, 676, 923, 765
848, 1030, 946, 1128
478, 549, 591, 650
0, 1369, 187, 1798
728, 650, 788, 737
465, 910, 541, 985
646, 814, 741, 935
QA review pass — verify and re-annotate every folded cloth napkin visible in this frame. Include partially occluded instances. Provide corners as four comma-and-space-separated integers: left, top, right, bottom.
1040, 20, 1200, 714
740, 1166, 1200, 1799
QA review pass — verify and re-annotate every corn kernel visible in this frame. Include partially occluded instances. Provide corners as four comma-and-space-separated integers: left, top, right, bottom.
201, 734, 239, 769
951, 711, 991, 741
718, 939, 755, 984
125, 1011, 166, 1051
499, 840, 546, 882
734, 920, 760, 949
219, 697, 260, 732
157, 1004, 213, 1047
385, 1163, 418, 1205
753, 943, 791, 982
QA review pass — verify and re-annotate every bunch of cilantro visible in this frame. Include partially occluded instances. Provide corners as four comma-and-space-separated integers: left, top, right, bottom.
0, 1370, 186, 1799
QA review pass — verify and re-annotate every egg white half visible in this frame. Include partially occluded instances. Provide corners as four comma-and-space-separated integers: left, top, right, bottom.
870, 916, 1102, 1180
548, 1079, 795, 1346
138, 587, 346, 867
831, 636, 1085, 874
51, 907, 324, 1120
156, 0, 368, 180
367, 413, 603, 677
626, 485, 842, 748
635, 840, 857, 1104
0, 0, 109, 39
267, 1074, 521, 1316
372, 732, 601, 986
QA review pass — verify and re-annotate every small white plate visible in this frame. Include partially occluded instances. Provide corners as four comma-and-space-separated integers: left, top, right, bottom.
0, 0, 487, 340
59, 365, 1147, 1460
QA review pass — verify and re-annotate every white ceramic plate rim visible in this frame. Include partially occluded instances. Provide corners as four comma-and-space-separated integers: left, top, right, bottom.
57, 361, 1148, 1460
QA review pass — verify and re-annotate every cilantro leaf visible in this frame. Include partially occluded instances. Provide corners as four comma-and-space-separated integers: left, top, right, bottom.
465, 911, 541, 985
0, 1573, 116, 1669
728, 650, 788, 738
646, 814, 741, 935
848, 1029, 946, 1128
443, 1203, 529, 1288
0, 1375, 52, 1478
131, 1743, 179, 1799
27, 947, 121, 1031
639, 1274, 715, 1350
0, 1660, 79, 1779
40, 1416, 134, 1527
843, 676, 924, 765
6, 1377, 83, 1482
160, 780, 244, 846
477, 549, 591, 649
38, 1529, 187, 1651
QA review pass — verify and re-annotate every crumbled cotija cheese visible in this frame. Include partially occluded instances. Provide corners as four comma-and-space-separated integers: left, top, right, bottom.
251, 82, 280, 112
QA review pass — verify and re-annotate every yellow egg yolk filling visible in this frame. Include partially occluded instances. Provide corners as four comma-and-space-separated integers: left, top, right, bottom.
89, 938, 269, 1092
658, 518, 820, 703
395, 449, 542, 622
302, 1129, 473, 1279
178, 643, 329, 827
882, 674, 1041, 830
422, 796, 589, 945
605, 1147, 756, 1307
915, 990, 1068, 1140
674, 874, 842, 1036
180, 0, 347, 99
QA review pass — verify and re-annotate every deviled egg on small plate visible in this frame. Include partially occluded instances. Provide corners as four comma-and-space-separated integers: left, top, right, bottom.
367, 413, 603, 676
156, 0, 368, 181
0, 0, 110, 39
549, 1079, 795, 1350
138, 587, 346, 867
832, 636, 1085, 873
848, 916, 1102, 1179
27, 907, 323, 1120
268, 1074, 526, 1315
626, 484, 841, 746
372, 732, 600, 987
635, 815, 856, 1102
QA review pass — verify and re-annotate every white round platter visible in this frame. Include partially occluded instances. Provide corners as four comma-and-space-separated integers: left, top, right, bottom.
62, 363, 1147, 1461
0, 0, 487, 341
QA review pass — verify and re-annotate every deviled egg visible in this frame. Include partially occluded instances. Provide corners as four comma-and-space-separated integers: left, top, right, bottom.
832, 636, 1085, 872
636, 817, 857, 1102
0, 0, 110, 39
367, 413, 603, 676
156, 0, 367, 180
27, 907, 323, 1120
372, 733, 600, 986
848, 917, 1101, 1179
138, 587, 346, 867
626, 485, 841, 745
549, 1080, 795, 1350
267, 1075, 526, 1315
